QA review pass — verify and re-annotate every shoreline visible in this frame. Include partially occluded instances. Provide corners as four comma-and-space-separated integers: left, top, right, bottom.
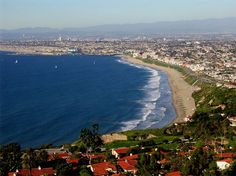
0, 49, 196, 125
122, 55, 197, 124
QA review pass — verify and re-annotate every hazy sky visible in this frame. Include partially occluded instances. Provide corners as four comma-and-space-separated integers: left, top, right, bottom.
1, 0, 236, 29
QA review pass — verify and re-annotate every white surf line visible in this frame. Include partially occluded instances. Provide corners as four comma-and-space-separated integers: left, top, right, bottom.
117, 58, 162, 131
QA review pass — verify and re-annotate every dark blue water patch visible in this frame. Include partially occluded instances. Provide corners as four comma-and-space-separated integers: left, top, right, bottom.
0, 52, 176, 148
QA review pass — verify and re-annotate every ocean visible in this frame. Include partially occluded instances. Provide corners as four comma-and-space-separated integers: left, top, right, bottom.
0, 52, 176, 148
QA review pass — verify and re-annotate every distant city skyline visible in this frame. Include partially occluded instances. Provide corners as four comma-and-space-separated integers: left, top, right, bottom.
0, 0, 236, 29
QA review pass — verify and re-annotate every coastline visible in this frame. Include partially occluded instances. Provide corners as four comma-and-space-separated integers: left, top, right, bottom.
0, 48, 196, 125
0, 46, 64, 55
122, 55, 197, 124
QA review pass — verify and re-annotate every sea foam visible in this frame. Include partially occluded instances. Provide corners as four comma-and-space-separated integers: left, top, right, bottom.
117, 58, 166, 131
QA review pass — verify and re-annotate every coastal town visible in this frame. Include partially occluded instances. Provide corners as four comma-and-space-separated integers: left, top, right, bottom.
1, 37, 236, 175
1, 0, 236, 175
2, 118, 236, 176
1, 36, 236, 175
1, 35, 236, 86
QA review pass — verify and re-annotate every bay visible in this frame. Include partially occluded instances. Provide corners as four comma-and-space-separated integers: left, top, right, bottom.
0, 52, 176, 148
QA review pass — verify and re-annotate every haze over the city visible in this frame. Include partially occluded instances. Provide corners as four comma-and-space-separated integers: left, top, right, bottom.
1, 0, 236, 29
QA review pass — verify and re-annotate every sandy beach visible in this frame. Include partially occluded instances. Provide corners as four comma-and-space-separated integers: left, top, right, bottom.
122, 55, 197, 124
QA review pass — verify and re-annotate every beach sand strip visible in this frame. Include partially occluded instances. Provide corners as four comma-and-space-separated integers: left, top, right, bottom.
122, 55, 197, 124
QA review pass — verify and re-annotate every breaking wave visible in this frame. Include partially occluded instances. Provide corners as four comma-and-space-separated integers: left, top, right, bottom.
117, 59, 167, 131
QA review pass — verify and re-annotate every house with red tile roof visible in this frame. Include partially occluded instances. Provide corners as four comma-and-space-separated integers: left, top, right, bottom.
177, 151, 189, 157
90, 162, 117, 176
8, 167, 56, 176
48, 152, 71, 161
58, 152, 71, 159
166, 171, 181, 176
160, 150, 171, 155
118, 154, 138, 161
216, 158, 233, 170
66, 159, 79, 165
216, 152, 236, 158
158, 158, 170, 165
118, 160, 138, 175
112, 147, 131, 158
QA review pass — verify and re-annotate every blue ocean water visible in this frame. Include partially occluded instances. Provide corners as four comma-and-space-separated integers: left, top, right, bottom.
0, 52, 176, 148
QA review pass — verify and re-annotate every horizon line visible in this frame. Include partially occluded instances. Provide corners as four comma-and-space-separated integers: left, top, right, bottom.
1, 16, 236, 31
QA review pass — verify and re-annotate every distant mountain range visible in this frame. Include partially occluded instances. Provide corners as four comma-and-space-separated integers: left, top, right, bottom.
1, 17, 236, 40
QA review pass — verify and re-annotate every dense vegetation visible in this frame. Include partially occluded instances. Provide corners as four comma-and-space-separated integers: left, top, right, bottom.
193, 84, 236, 116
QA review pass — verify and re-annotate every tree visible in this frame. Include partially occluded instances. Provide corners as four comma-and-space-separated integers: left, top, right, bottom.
0, 162, 9, 176
68, 146, 78, 153
136, 153, 161, 176
189, 112, 231, 142
79, 124, 103, 150
56, 163, 73, 176
0, 143, 22, 176
79, 167, 92, 176
35, 150, 48, 166
22, 148, 37, 175
204, 161, 220, 176
181, 147, 214, 176
136, 154, 151, 176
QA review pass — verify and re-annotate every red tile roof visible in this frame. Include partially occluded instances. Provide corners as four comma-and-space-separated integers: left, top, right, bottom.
91, 162, 117, 176
112, 174, 126, 176
48, 152, 71, 160
217, 158, 233, 164
203, 146, 209, 151
114, 148, 130, 154
177, 151, 189, 156
118, 160, 138, 174
160, 150, 170, 155
166, 171, 181, 176
58, 152, 71, 159
118, 154, 138, 161
189, 146, 197, 151
8, 167, 55, 176
66, 159, 79, 164
216, 152, 236, 158
158, 158, 170, 164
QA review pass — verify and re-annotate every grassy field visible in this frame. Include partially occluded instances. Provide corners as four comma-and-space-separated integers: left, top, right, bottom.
103, 140, 140, 149
122, 128, 165, 137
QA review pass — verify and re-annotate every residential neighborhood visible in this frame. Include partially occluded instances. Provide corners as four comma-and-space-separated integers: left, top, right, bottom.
1, 34, 236, 85
4, 140, 236, 176
2, 119, 236, 176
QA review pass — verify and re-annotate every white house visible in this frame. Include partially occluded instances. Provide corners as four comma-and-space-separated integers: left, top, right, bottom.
111, 147, 130, 158
216, 158, 233, 170
228, 116, 236, 127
